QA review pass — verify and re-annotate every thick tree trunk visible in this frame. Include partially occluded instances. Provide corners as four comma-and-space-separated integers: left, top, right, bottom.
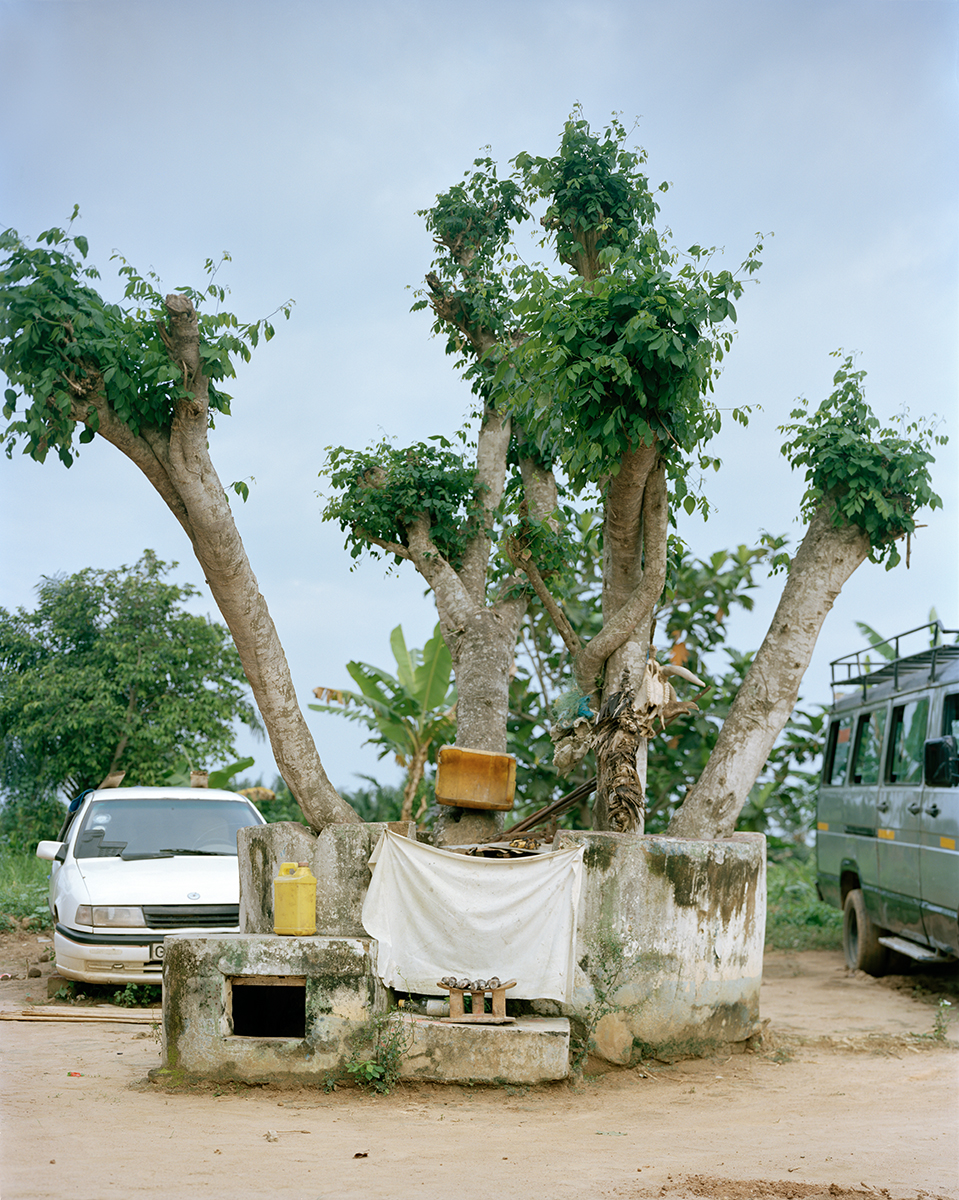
76, 296, 360, 832
433, 595, 527, 844
574, 451, 668, 832
667, 504, 872, 840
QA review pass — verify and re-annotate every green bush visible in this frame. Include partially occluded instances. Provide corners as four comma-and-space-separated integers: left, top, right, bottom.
0, 793, 67, 856
765, 856, 842, 951
0, 851, 53, 929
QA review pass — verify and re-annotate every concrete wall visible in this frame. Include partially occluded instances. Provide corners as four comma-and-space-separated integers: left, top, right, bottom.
157, 934, 387, 1083
537, 831, 766, 1065
188, 824, 767, 1079
238, 821, 415, 936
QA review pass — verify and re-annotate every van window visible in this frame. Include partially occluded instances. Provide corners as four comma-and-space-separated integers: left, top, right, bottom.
851, 709, 886, 785
825, 716, 854, 785
944, 693, 959, 740
887, 697, 929, 784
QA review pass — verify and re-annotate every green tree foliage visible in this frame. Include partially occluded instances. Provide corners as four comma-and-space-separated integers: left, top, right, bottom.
322, 441, 481, 571
0, 552, 261, 812
0, 791, 67, 857
505, 115, 756, 504
323, 110, 944, 838
780, 354, 944, 569
310, 625, 456, 822
0, 214, 285, 465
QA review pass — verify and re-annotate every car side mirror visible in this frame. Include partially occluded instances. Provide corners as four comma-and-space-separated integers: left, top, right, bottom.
36, 840, 65, 862
924, 736, 959, 788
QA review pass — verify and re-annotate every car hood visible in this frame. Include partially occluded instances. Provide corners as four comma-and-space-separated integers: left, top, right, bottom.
73, 855, 240, 906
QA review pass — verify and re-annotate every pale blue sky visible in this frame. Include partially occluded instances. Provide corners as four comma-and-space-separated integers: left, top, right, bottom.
2, 0, 957, 793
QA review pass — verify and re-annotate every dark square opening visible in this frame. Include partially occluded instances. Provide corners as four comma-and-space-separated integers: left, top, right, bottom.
231, 979, 306, 1038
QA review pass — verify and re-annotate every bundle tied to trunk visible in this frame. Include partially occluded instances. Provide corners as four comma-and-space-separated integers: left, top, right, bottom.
550, 657, 706, 830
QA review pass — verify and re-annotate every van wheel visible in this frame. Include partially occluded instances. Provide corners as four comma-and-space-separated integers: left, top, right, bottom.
843, 889, 888, 976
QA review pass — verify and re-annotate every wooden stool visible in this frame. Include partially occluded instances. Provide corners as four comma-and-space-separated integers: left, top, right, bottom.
435, 979, 517, 1024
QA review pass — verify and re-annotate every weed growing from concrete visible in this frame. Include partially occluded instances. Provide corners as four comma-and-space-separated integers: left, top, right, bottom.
344, 1010, 413, 1094
571, 928, 640, 1073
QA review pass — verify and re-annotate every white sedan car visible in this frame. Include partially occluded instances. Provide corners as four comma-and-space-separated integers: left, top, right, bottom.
36, 786, 266, 985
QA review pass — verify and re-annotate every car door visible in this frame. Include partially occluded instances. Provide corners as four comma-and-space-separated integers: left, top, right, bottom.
919, 691, 959, 954
875, 696, 928, 939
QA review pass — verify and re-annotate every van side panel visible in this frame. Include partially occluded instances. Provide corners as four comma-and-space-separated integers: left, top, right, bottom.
816, 713, 880, 917
876, 781, 924, 937
919, 690, 959, 954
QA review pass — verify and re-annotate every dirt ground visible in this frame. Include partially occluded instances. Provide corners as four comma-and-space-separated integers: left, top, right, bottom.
0, 926, 956, 1200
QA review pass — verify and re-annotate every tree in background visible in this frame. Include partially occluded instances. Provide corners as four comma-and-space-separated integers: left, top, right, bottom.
0, 553, 260, 823
0, 221, 359, 831
309, 625, 456, 822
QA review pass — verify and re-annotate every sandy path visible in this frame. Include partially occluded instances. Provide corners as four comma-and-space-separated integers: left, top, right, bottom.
1, 941, 956, 1200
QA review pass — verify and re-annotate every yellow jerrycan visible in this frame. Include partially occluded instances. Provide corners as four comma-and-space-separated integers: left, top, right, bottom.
273, 861, 317, 936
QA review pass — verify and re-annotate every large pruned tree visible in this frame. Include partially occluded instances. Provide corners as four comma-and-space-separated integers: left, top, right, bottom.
1, 120, 944, 845
0, 218, 360, 831
325, 112, 945, 841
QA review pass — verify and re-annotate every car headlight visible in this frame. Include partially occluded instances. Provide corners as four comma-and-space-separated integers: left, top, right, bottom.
74, 905, 145, 927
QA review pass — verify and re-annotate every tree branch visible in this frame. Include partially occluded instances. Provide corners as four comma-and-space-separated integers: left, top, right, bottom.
667, 501, 872, 839
459, 406, 511, 602
404, 516, 477, 631
507, 538, 582, 657
574, 459, 668, 693
353, 527, 411, 561
602, 441, 659, 618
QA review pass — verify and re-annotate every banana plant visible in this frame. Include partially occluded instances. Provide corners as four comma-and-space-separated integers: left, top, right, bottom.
310, 625, 456, 823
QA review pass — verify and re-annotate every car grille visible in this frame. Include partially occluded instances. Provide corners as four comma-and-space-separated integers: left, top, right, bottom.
142, 904, 240, 930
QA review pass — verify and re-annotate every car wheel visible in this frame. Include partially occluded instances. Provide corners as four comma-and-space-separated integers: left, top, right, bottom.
842, 888, 888, 976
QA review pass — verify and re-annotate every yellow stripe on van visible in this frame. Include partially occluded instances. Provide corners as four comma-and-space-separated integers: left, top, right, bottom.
877, 829, 895, 840
817, 822, 829, 832
941, 836, 956, 851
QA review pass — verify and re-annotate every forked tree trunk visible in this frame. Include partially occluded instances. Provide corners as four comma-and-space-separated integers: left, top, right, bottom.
572, 448, 668, 833
71, 295, 360, 833
667, 503, 872, 840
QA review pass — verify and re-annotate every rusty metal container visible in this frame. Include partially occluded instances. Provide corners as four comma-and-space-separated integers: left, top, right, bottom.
435, 747, 516, 811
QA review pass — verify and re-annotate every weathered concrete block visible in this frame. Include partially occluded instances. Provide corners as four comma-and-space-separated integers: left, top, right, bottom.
399, 1016, 570, 1083
158, 934, 388, 1083
534, 831, 766, 1065
238, 821, 416, 936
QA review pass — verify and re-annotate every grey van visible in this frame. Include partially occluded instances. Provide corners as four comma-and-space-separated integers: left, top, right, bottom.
816, 623, 959, 975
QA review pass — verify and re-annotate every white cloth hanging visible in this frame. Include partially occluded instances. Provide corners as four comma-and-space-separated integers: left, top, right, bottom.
362, 830, 584, 1002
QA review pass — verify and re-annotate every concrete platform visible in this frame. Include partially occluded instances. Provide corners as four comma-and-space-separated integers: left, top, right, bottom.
398, 1015, 570, 1083
160, 934, 388, 1083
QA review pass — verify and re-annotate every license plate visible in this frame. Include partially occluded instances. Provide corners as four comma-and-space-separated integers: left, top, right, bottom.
149, 943, 166, 963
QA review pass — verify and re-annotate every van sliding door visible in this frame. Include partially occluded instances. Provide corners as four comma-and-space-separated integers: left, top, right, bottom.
876, 697, 928, 939
919, 693, 959, 955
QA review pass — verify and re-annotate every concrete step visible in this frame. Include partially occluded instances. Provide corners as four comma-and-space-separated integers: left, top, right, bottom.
398, 1014, 570, 1084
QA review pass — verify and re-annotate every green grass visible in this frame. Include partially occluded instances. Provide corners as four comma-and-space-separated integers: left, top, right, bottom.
765, 856, 842, 951
0, 852, 53, 930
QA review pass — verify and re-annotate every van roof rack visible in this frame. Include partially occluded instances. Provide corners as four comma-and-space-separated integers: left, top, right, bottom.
830, 621, 959, 699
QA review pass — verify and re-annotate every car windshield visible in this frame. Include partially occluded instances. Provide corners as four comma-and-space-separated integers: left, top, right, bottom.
73, 798, 263, 859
